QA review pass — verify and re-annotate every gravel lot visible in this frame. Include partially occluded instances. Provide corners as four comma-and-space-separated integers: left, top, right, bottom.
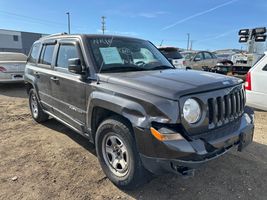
0, 83, 266, 200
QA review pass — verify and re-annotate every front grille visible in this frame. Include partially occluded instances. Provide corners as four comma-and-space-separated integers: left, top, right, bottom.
207, 87, 245, 129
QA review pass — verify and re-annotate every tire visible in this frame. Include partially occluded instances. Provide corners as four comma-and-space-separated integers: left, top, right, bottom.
95, 116, 151, 190
29, 88, 49, 123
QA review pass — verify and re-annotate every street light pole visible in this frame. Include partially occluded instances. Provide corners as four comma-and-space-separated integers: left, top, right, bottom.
101, 16, 106, 34
66, 12, 71, 34
187, 33, 190, 50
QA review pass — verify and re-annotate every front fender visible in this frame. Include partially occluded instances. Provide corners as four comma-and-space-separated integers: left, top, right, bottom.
86, 91, 180, 130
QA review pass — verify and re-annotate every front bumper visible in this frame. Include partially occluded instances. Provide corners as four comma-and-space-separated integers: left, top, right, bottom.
135, 107, 254, 175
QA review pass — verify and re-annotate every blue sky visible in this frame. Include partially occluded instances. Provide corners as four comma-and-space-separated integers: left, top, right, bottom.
0, 0, 266, 50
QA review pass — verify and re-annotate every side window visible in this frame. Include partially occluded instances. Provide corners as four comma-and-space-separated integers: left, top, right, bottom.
195, 53, 203, 60
39, 44, 55, 66
263, 64, 267, 71
211, 53, 217, 59
56, 44, 79, 68
28, 43, 40, 63
204, 52, 212, 59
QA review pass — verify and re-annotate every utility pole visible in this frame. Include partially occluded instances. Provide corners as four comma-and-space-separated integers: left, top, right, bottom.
66, 12, 71, 34
186, 33, 190, 50
101, 16, 106, 34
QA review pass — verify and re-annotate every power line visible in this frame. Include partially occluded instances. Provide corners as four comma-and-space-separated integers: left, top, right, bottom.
0, 10, 66, 26
0, 10, 85, 31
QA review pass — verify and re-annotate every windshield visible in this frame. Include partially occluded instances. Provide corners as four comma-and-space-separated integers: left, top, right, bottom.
88, 37, 174, 73
159, 48, 183, 59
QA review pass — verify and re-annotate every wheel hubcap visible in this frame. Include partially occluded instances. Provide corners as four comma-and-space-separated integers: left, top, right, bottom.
31, 94, 38, 118
102, 134, 129, 177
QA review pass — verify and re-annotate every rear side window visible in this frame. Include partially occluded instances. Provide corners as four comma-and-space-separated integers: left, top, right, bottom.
28, 43, 40, 63
56, 44, 79, 68
39, 44, 55, 65
211, 53, 217, 59
204, 52, 212, 59
195, 53, 204, 60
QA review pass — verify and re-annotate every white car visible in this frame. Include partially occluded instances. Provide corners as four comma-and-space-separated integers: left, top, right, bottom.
245, 52, 267, 111
0, 52, 27, 83
158, 47, 185, 69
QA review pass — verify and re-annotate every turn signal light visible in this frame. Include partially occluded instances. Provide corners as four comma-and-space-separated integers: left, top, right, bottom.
150, 127, 184, 141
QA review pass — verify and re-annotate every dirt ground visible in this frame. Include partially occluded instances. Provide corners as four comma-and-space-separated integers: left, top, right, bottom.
0, 83, 266, 200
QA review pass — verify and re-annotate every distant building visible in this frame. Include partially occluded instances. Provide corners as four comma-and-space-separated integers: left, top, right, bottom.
0, 29, 47, 55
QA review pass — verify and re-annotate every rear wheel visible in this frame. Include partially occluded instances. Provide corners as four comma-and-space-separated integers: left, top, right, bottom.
29, 89, 49, 123
95, 116, 151, 190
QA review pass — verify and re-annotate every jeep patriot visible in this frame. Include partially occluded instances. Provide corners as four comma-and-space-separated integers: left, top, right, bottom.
24, 33, 254, 189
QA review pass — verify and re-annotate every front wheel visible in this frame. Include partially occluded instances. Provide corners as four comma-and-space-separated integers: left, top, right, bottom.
95, 117, 151, 190
29, 89, 49, 123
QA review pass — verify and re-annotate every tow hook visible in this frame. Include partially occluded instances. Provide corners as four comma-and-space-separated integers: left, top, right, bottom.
171, 164, 195, 178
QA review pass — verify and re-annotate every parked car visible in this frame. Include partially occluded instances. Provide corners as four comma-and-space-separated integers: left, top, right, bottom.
0, 52, 27, 83
183, 51, 219, 70
245, 52, 267, 111
158, 46, 185, 68
25, 33, 254, 189
185, 51, 232, 72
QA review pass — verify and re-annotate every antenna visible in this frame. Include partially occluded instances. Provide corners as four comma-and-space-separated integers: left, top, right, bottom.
101, 16, 106, 34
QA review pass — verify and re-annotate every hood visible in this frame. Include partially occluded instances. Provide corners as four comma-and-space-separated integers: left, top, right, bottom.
100, 69, 242, 100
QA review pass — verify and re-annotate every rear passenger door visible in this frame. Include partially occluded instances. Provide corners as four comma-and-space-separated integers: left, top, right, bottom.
203, 52, 216, 68
34, 42, 56, 113
50, 39, 87, 133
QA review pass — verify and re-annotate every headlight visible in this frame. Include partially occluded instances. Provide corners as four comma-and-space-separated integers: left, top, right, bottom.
183, 98, 201, 124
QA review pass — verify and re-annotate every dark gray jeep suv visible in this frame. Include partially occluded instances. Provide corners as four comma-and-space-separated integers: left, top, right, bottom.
25, 33, 254, 189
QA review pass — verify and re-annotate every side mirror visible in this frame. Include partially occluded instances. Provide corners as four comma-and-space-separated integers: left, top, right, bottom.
194, 57, 201, 61
68, 58, 83, 74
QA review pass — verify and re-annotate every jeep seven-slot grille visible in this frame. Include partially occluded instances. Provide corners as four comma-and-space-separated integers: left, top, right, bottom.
207, 88, 245, 129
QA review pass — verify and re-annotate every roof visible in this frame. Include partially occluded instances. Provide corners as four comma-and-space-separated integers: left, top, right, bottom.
38, 33, 145, 42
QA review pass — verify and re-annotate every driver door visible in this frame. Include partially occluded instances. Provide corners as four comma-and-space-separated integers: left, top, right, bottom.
50, 39, 87, 133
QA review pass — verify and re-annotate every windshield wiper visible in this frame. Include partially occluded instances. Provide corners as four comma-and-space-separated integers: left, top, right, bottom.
148, 65, 174, 70
101, 65, 145, 73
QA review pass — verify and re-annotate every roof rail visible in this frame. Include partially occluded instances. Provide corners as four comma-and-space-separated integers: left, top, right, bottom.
41, 32, 68, 39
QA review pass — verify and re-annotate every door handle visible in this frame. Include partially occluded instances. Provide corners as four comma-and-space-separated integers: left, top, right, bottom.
50, 76, 59, 81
